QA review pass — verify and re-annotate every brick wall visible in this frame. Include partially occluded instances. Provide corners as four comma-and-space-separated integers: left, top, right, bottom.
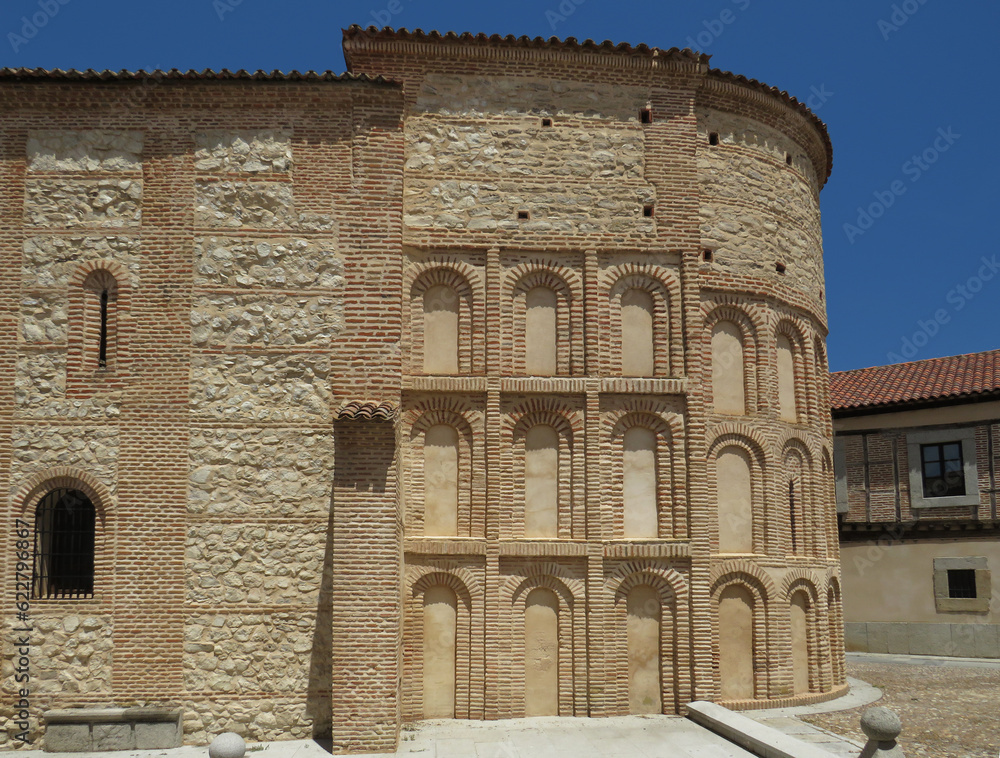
1, 29, 844, 754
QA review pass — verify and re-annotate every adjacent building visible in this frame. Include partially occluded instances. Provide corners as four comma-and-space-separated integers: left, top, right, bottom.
1, 26, 843, 753
833, 349, 1000, 658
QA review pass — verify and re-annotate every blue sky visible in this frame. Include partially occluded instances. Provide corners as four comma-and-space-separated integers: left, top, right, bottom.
4, 0, 998, 371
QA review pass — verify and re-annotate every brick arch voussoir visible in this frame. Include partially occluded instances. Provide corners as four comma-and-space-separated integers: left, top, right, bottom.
504, 562, 583, 609
507, 262, 579, 299
825, 572, 842, 599
71, 259, 131, 308
408, 566, 481, 608
780, 570, 821, 603
14, 467, 114, 523
607, 410, 675, 442
778, 434, 814, 469
704, 303, 756, 336
774, 317, 809, 349
706, 425, 768, 466
813, 336, 828, 370
407, 261, 478, 300
607, 268, 677, 302
607, 561, 689, 606
709, 561, 777, 603
820, 445, 833, 472
406, 408, 476, 443
702, 299, 762, 342
506, 399, 583, 439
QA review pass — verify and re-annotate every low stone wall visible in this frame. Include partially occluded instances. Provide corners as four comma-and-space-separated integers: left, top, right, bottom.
43, 708, 181, 752
845, 621, 1000, 658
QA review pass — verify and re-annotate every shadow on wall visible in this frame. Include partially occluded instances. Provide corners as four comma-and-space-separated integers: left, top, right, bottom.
305, 507, 335, 739
333, 422, 394, 493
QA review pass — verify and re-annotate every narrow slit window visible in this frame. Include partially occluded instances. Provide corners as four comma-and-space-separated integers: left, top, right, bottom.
640, 108, 652, 124
98, 288, 109, 368
709, 132, 719, 146
789, 480, 797, 553
82, 269, 119, 373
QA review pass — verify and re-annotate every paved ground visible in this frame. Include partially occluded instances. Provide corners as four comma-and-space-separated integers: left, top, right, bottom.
384, 715, 760, 758
2, 691, 871, 758
8, 654, 997, 758
742, 675, 881, 758
801, 653, 1000, 758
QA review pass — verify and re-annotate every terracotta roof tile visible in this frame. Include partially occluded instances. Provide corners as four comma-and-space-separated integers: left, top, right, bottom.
0, 67, 397, 85
342, 25, 710, 63
830, 349, 1000, 411
336, 401, 397, 422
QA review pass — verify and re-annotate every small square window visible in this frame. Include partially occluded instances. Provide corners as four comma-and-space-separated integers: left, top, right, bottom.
947, 569, 977, 599
920, 441, 965, 497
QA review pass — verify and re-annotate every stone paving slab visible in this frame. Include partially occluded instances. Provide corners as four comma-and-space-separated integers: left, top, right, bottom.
387, 716, 760, 758
0, 717, 758, 758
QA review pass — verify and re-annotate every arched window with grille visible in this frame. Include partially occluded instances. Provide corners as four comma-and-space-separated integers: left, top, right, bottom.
32, 488, 96, 599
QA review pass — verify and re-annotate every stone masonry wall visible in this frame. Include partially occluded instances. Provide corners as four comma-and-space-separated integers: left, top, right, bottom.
0, 80, 403, 752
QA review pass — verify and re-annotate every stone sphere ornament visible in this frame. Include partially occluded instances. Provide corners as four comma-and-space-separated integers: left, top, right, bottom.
208, 732, 246, 758
859, 706, 905, 757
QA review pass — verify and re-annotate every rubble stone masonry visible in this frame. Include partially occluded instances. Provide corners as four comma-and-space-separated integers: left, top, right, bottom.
1, 27, 842, 754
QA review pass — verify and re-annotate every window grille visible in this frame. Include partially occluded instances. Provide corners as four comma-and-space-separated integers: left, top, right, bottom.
32, 488, 95, 599
947, 569, 977, 599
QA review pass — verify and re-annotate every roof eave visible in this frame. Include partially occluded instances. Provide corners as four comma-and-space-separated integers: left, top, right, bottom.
832, 388, 1000, 418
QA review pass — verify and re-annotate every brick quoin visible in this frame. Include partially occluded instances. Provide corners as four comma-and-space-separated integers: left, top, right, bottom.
0, 26, 842, 754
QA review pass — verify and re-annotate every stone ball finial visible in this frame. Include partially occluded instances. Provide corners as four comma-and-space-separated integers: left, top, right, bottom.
209, 732, 246, 758
860, 706, 902, 742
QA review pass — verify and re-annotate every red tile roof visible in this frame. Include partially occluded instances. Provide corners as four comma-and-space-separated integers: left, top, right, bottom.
830, 349, 1000, 411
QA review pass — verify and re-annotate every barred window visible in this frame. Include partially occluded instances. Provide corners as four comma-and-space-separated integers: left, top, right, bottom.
32, 488, 95, 599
